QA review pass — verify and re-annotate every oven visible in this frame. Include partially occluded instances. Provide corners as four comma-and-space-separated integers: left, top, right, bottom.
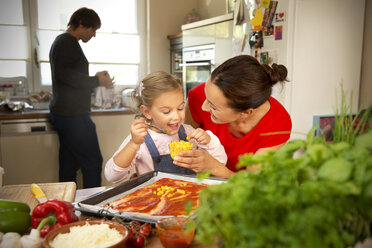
182, 44, 215, 95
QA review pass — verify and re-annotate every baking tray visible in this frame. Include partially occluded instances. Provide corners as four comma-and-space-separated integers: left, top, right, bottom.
74, 171, 226, 223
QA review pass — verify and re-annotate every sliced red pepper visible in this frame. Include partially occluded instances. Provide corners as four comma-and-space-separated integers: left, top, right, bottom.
31, 199, 78, 237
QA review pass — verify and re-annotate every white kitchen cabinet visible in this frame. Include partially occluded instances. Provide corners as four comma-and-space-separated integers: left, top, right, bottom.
183, 24, 216, 48
0, 120, 59, 185
215, 20, 233, 67
182, 14, 234, 69
92, 114, 135, 187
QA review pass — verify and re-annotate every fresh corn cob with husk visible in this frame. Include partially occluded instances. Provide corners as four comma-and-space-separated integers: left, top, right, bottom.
169, 140, 193, 158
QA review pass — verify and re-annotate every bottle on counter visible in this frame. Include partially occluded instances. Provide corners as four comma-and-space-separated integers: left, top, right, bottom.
15, 80, 26, 96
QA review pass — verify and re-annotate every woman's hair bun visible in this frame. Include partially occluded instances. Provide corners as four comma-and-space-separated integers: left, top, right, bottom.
263, 63, 288, 85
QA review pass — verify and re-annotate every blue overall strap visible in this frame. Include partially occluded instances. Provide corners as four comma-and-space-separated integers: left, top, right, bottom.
144, 134, 161, 162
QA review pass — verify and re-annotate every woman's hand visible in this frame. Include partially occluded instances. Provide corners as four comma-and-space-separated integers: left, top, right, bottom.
130, 117, 148, 145
188, 128, 211, 145
173, 149, 234, 178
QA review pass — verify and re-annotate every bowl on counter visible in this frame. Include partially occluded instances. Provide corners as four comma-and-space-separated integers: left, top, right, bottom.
43, 220, 129, 248
121, 88, 137, 109
156, 216, 196, 248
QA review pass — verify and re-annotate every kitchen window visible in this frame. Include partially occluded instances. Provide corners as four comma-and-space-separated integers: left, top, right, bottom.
0, 0, 146, 94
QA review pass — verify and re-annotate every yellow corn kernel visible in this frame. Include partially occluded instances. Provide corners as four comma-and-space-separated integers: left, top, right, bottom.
176, 189, 186, 194
169, 140, 193, 159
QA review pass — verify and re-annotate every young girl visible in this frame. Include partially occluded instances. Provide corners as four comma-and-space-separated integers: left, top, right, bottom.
105, 71, 227, 184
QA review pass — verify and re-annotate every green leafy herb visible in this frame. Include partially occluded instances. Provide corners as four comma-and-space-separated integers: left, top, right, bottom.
195, 88, 372, 248
184, 200, 193, 215
333, 84, 372, 144
196, 172, 210, 181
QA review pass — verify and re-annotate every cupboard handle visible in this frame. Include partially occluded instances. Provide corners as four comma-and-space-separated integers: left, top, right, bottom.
180, 62, 211, 67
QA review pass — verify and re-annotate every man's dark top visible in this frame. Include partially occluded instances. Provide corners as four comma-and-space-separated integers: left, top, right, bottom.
49, 32, 99, 116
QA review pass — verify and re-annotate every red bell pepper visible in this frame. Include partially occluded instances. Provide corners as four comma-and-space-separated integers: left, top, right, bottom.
31, 199, 79, 237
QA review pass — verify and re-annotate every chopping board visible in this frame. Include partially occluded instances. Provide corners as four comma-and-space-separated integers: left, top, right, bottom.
0, 182, 76, 210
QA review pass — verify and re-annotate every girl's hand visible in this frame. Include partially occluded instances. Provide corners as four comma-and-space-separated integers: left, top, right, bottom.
130, 117, 148, 145
188, 128, 211, 145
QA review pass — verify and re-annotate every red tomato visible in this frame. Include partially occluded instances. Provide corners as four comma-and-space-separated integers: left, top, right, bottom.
128, 227, 136, 240
130, 234, 145, 248
129, 221, 141, 231
139, 224, 153, 238
130, 221, 141, 227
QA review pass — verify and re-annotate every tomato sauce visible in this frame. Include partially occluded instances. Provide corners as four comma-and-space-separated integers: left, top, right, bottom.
109, 178, 208, 216
158, 235, 194, 248
157, 219, 195, 248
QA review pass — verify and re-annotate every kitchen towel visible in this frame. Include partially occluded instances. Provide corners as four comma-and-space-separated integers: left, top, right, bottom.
94, 86, 113, 109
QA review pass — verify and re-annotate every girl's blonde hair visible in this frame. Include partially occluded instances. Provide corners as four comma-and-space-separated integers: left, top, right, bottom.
132, 71, 183, 110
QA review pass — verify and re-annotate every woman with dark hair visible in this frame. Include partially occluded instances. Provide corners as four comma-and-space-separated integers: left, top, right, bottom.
173, 55, 292, 177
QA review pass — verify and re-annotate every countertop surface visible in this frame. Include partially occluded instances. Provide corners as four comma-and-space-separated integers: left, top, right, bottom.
0, 107, 135, 121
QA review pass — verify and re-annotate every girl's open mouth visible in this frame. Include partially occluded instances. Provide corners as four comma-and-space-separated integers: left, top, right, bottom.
168, 123, 179, 130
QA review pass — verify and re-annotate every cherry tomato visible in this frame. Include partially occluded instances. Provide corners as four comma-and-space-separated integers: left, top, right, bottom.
128, 227, 136, 240
139, 224, 153, 237
130, 234, 145, 248
129, 221, 140, 230
130, 221, 141, 227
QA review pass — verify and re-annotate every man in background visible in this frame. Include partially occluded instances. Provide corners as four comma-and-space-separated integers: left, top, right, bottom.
49, 7, 114, 188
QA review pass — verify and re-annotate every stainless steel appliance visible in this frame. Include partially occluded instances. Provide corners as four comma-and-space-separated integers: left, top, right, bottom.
182, 44, 215, 95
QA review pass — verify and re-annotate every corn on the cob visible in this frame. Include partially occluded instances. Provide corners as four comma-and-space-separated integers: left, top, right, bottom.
169, 140, 193, 158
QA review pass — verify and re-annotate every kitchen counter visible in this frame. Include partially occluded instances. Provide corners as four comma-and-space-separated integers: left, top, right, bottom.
0, 107, 135, 121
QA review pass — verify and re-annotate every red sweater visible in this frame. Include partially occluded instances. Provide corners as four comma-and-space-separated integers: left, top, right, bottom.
188, 83, 292, 172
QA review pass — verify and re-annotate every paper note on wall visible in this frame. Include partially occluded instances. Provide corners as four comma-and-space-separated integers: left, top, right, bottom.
261, 0, 271, 9
262, 1, 278, 27
250, 8, 264, 31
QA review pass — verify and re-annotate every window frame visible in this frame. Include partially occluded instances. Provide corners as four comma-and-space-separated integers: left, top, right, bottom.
27, 0, 146, 94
